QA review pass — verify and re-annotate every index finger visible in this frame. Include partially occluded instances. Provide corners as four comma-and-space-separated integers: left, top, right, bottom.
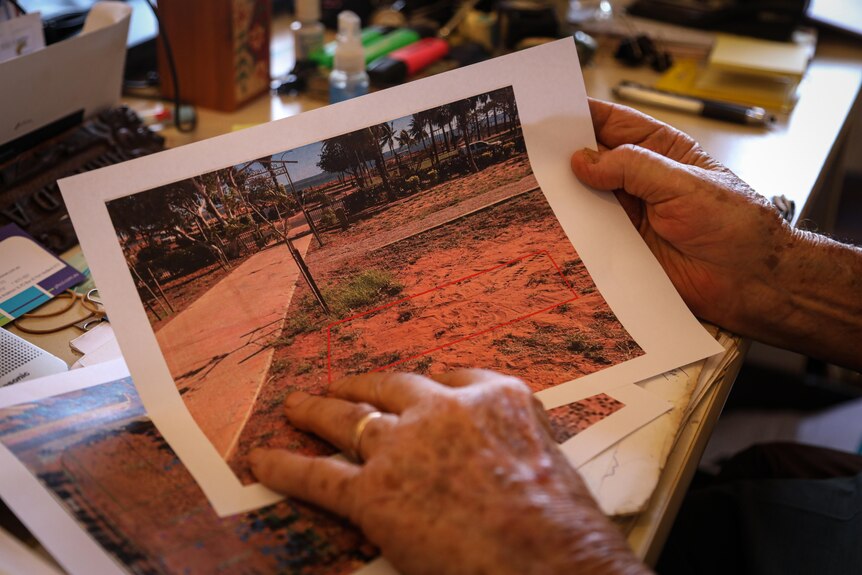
588, 98, 709, 166
330, 372, 442, 413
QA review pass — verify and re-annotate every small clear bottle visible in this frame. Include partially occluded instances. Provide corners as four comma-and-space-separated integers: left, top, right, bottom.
329, 11, 369, 103
291, 0, 324, 63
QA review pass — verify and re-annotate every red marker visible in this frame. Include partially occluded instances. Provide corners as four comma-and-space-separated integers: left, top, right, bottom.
368, 38, 450, 84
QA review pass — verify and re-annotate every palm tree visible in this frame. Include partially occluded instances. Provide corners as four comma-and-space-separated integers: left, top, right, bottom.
377, 122, 403, 176
396, 129, 415, 169
447, 99, 479, 172
409, 114, 431, 169
365, 126, 394, 201
433, 105, 454, 153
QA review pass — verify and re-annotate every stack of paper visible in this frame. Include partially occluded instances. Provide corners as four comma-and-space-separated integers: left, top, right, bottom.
655, 32, 815, 112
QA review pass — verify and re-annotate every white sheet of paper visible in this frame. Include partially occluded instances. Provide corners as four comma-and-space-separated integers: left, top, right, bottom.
0, 12, 44, 64
61, 38, 722, 515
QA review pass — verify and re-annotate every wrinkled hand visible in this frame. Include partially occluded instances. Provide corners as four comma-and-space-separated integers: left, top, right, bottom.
570, 99, 794, 334
251, 370, 648, 575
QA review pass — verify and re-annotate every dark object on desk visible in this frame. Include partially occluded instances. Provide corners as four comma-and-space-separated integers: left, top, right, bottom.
41, 10, 88, 44
614, 34, 673, 72
573, 30, 598, 66
274, 60, 319, 94
627, 0, 810, 42
447, 41, 491, 67
0, 107, 165, 255
772, 194, 795, 222
496, 0, 560, 51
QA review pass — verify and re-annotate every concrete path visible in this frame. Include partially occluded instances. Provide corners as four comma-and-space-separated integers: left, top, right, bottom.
155, 236, 311, 459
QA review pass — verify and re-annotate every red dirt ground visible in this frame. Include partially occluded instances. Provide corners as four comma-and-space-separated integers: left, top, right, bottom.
228, 186, 644, 480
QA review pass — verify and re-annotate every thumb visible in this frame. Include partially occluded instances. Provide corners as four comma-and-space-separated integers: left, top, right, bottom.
571, 145, 694, 205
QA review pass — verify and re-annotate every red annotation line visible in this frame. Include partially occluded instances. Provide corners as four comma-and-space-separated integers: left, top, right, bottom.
326, 250, 579, 383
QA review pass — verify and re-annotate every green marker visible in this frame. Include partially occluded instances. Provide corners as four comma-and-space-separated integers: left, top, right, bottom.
363, 29, 421, 64
311, 26, 388, 68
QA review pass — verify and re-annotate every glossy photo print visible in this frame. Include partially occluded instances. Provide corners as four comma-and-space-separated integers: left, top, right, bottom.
104, 86, 645, 483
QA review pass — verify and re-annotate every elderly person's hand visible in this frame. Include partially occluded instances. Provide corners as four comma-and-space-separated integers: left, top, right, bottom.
251, 369, 649, 575
571, 99, 862, 370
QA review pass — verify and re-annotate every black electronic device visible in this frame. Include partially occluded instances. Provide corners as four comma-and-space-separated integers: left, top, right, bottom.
626, 0, 810, 42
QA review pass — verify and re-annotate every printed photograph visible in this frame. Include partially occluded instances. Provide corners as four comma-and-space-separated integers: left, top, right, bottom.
105, 86, 644, 481
0, 378, 374, 575
0, 380, 630, 573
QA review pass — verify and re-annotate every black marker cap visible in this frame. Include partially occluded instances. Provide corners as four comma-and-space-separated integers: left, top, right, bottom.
368, 57, 408, 85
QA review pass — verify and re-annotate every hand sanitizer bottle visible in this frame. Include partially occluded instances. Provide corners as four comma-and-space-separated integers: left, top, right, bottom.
329, 11, 369, 103
291, 0, 324, 64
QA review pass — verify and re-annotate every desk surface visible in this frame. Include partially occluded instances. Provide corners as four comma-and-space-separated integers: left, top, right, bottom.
11, 23, 862, 569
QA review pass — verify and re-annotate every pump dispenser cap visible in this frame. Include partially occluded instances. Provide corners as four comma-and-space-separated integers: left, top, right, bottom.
296, 0, 321, 23
333, 11, 365, 74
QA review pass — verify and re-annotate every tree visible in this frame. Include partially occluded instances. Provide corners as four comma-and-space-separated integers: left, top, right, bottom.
447, 98, 479, 172
433, 105, 455, 153
365, 126, 395, 201
319, 136, 364, 188
191, 175, 229, 227
409, 112, 440, 168
377, 121, 403, 176
396, 129, 415, 168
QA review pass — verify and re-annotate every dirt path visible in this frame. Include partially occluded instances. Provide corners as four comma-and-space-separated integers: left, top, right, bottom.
155, 236, 311, 459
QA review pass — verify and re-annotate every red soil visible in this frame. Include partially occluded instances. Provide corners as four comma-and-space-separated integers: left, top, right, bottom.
229, 184, 643, 480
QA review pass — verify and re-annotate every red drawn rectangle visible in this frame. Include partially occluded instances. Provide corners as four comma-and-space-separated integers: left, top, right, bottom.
327, 250, 578, 383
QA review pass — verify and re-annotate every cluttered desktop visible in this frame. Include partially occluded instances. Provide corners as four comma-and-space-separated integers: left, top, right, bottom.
1, 1, 861, 573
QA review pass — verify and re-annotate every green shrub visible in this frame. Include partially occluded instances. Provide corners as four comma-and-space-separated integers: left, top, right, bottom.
325, 269, 403, 316
319, 207, 337, 228
404, 175, 420, 193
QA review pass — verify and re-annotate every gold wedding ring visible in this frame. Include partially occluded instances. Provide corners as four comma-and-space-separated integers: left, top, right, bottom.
350, 410, 383, 463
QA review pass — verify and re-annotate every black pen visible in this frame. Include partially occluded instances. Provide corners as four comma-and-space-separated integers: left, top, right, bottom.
612, 81, 776, 126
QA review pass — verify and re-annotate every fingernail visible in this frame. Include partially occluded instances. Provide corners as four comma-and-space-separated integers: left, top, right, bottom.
284, 390, 310, 410
580, 148, 601, 164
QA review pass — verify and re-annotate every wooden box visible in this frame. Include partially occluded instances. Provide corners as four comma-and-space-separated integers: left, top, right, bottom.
157, 0, 271, 112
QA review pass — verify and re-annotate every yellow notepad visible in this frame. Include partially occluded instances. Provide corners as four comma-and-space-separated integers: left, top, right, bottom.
655, 33, 813, 113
